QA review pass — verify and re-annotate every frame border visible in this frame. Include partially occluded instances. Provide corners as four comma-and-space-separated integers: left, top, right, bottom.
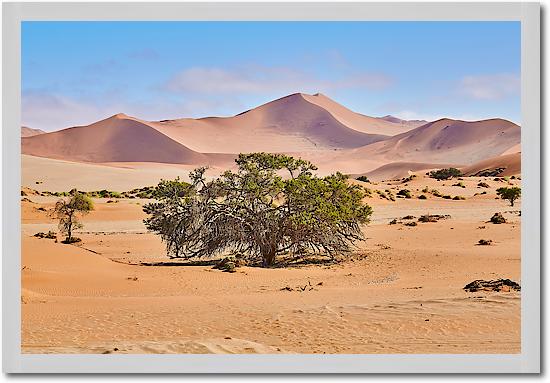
3, 2, 540, 373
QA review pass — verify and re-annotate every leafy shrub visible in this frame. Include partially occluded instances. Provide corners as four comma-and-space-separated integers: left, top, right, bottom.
429, 168, 462, 180
356, 176, 370, 183
453, 195, 466, 200
418, 194, 427, 200
477, 182, 490, 188
404, 221, 417, 227
452, 182, 466, 188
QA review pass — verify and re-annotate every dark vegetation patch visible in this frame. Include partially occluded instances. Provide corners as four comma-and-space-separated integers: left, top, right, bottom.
463, 279, 520, 292
33, 231, 56, 239
418, 214, 451, 223
477, 239, 493, 246
428, 168, 462, 180
471, 168, 506, 177
489, 212, 506, 224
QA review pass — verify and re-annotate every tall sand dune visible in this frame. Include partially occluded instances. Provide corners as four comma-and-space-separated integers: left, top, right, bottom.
21, 114, 229, 165
301, 93, 422, 136
151, 93, 390, 153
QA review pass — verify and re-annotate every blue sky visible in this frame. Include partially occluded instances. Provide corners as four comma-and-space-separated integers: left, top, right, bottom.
22, 21, 521, 131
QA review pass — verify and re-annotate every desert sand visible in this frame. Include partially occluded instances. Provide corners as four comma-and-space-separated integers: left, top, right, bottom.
21, 173, 521, 354
20, 92, 521, 354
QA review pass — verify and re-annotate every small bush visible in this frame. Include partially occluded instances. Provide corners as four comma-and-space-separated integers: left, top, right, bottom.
418, 194, 427, 200
402, 215, 415, 220
442, 195, 452, 199
453, 195, 466, 200
356, 176, 370, 183
397, 189, 412, 199
477, 182, 490, 188
404, 221, 417, 227
478, 239, 493, 246
431, 189, 442, 197
490, 212, 506, 224
34, 231, 57, 239
429, 168, 462, 180
422, 186, 429, 193
418, 214, 438, 223
452, 182, 466, 188
389, 218, 398, 225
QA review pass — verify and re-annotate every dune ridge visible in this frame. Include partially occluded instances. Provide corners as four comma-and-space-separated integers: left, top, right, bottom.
348, 118, 520, 165
22, 114, 232, 165
461, 152, 521, 177
21, 126, 46, 137
21, 94, 521, 173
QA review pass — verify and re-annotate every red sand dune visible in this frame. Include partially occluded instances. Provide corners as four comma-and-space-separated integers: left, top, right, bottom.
151, 93, 398, 153
21, 94, 521, 173
300, 93, 422, 136
461, 152, 521, 177
348, 118, 520, 165
21, 114, 235, 165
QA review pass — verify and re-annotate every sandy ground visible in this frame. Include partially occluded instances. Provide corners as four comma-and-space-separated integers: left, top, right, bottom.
21, 173, 521, 354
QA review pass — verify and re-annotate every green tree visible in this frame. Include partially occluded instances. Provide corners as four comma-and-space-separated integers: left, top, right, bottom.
143, 153, 373, 267
53, 192, 94, 243
429, 168, 462, 180
496, 186, 521, 206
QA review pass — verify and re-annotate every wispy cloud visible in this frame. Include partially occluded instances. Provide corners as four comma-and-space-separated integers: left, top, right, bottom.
127, 48, 159, 61
21, 89, 245, 131
164, 65, 393, 95
458, 73, 520, 100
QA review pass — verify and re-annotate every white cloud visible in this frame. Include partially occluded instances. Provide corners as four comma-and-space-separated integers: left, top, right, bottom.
458, 73, 520, 101
165, 65, 393, 94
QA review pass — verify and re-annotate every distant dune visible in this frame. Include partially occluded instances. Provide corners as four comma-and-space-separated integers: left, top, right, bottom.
21, 126, 46, 137
21, 93, 521, 174
461, 152, 521, 177
347, 118, 520, 165
355, 161, 459, 181
300, 93, 422, 136
22, 114, 232, 165
151, 93, 395, 153
379, 115, 427, 127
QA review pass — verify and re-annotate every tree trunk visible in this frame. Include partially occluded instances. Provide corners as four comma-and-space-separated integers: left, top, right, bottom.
262, 248, 277, 267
